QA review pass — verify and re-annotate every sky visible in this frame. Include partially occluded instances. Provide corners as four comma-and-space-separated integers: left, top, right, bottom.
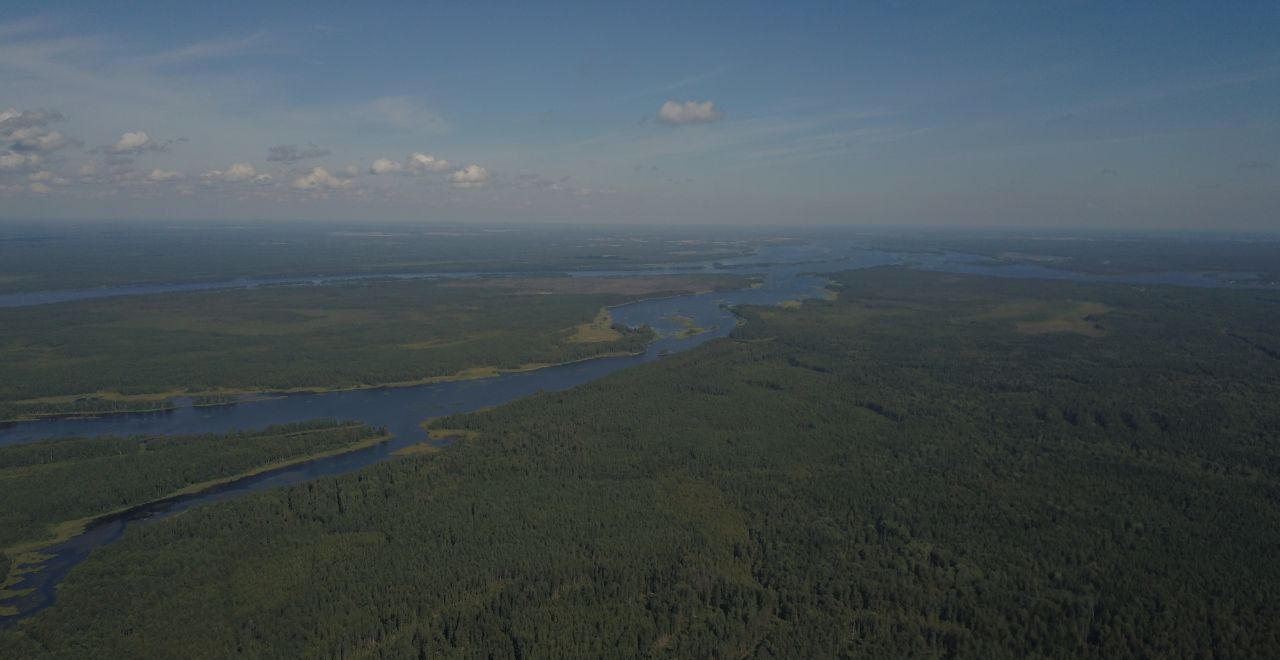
1, 1, 1277, 229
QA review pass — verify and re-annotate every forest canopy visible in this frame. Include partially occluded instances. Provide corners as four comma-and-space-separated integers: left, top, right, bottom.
3, 268, 1279, 658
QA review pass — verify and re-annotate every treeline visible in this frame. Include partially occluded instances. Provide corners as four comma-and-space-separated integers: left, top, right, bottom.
0, 398, 177, 422
0, 420, 383, 553
4, 268, 1280, 657
0, 278, 671, 418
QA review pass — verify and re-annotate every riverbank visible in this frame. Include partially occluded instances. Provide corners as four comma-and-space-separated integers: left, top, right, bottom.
0, 348, 654, 425
0, 426, 390, 606
1, 280, 757, 424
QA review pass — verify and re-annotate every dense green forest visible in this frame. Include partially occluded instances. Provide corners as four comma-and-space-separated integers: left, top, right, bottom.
0, 274, 740, 419
0, 420, 383, 554
0, 221, 756, 293
4, 268, 1279, 658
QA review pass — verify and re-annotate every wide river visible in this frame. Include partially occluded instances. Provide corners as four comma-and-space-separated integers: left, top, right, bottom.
0, 240, 1272, 625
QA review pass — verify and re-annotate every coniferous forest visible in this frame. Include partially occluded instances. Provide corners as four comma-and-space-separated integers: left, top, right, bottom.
3, 267, 1278, 658
0, 421, 384, 552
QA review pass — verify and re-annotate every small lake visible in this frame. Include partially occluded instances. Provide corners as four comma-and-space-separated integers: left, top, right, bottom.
0, 240, 1275, 625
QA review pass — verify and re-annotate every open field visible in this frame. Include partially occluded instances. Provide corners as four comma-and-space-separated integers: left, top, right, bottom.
959, 300, 1111, 336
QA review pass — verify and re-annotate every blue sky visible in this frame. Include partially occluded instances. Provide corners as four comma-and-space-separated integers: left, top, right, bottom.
1, 1, 1277, 228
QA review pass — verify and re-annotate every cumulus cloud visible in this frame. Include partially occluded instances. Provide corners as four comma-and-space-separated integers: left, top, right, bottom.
293, 166, 352, 190
28, 170, 69, 185
0, 151, 41, 171
407, 152, 449, 172
0, 108, 63, 131
147, 168, 182, 182
28, 182, 50, 194
1, 108, 78, 176
1, 109, 79, 153
109, 130, 166, 154
658, 100, 723, 125
370, 157, 402, 175
10, 128, 75, 152
370, 152, 451, 175
226, 162, 258, 181
204, 162, 260, 182
266, 143, 331, 163
449, 164, 491, 187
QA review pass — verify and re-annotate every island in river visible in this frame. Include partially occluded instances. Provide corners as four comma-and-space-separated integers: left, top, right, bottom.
0, 273, 745, 421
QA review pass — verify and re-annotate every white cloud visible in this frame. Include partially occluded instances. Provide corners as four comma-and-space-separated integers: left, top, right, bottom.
147, 168, 182, 181
27, 170, 69, 185
1, 108, 79, 165
658, 100, 723, 125
370, 152, 450, 176
226, 162, 258, 181
370, 157, 402, 175
293, 166, 352, 190
449, 164, 491, 187
0, 151, 40, 171
28, 182, 50, 194
204, 162, 257, 182
407, 152, 449, 172
0, 107, 63, 132
111, 130, 163, 153
10, 128, 74, 152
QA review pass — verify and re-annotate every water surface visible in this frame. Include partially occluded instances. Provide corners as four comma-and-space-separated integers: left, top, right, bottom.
1, 240, 1274, 625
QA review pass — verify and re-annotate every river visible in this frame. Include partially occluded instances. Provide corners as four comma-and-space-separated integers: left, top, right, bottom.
0, 240, 1273, 625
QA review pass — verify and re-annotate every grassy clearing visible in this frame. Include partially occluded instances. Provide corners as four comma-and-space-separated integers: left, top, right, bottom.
662, 315, 708, 338
567, 308, 622, 343
1007, 301, 1110, 336
392, 443, 443, 458
955, 299, 1111, 336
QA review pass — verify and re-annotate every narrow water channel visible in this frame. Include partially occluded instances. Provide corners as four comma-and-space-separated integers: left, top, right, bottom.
0, 240, 1273, 625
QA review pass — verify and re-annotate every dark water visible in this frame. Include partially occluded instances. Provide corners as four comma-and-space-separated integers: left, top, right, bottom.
0, 240, 1274, 626
0, 242, 898, 625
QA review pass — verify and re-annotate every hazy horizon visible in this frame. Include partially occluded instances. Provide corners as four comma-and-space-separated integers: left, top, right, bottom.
2, 2, 1278, 229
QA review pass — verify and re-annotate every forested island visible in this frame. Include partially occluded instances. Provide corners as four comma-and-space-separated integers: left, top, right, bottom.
0, 274, 743, 420
4, 267, 1277, 657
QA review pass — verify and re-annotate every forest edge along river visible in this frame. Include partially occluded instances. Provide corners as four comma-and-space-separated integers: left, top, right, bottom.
1, 240, 1276, 626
